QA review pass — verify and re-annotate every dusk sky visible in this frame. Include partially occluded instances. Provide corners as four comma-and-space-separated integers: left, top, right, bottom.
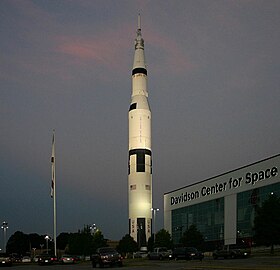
1, 0, 280, 242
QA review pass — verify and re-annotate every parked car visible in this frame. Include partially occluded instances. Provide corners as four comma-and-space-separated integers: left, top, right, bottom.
172, 247, 204, 261
133, 251, 148, 258
38, 254, 57, 265
33, 255, 40, 263
148, 247, 172, 260
213, 244, 251, 259
10, 253, 21, 263
0, 253, 12, 267
59, 255, 75, 264
22, 256, 31, 263
72, 255, 81, 262
91, 247, 123, 268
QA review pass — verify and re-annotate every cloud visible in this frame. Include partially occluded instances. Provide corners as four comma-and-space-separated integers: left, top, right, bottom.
145, 29, 194, 75
55, 36, 120, 69
55, 23, 194, 77
54, 22, 134, 69
2, 0, 194, 84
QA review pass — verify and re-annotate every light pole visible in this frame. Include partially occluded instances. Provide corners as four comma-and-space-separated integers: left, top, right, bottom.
32, 248, 36, 259
45, 235, 50, 254
1, 221, 8, 253
151, 208, 159, 244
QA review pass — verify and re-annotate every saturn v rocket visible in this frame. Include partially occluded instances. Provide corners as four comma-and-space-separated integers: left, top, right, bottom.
128, 16, 152, 246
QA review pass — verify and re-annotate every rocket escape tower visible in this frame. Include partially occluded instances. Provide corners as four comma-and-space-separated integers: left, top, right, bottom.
128, 15, 152, 246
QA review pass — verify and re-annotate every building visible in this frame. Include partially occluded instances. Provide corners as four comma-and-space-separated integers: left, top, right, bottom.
164, 154, 280, 247
128, 16, 152, 246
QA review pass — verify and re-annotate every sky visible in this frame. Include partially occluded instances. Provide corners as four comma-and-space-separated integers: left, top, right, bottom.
1, 0, 280, 242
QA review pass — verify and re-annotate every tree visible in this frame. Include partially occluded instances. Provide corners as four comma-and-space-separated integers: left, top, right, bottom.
147, 234, 154, 251
116, 234, 138, 256
67, 232, 93, 255
254, 194, 280, 254
92, 230, 107, 252
180, 225, 204, 250
67, 225, 107, 255
57, 232, 71, 250
6, 231, 30, 255
154, 229, 173, 249
28, 233, 45, 249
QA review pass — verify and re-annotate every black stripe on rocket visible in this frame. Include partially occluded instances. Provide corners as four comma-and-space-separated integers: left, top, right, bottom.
128, 148, 152, 174
132, 67, 147, 76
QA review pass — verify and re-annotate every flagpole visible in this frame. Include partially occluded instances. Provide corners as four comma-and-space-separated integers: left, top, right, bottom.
51, 130, 57, 257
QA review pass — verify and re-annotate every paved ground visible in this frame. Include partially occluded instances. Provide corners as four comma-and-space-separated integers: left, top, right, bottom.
12, 256, 280, 270
129, 256, 280, 270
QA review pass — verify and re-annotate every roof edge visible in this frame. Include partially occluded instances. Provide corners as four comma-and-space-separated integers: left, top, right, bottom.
164, 153, 280, 195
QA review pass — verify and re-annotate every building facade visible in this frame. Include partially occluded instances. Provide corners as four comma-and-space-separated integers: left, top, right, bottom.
164, 154, 280, 247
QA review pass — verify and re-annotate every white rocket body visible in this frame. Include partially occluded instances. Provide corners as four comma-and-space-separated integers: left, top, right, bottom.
128, 19, 152, 245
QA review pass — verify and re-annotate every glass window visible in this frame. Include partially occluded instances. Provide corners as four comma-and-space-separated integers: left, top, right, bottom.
237, 182, 280, 238
172, 198, 224, 244
171, 183, 280, 245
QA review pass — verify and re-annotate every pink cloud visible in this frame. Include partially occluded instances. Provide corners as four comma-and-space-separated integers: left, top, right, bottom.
5, 0, 195, 81
57, 42, 106, 62
55, 24, 194, 77
146, 30, 195, 75
55, 24, 133, 71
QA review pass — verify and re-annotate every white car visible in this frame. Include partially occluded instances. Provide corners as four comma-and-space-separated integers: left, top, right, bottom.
33, 255, 40, 262
22, 256, 31, 263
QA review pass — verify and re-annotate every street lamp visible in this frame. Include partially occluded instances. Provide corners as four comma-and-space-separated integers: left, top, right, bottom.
90, 224, 97, 235
151, 208, 159, 243
45, 235, 50, 254
1, 221, 8, 253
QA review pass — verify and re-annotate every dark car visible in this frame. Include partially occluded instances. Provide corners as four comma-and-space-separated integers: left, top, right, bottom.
0, 253, 12, 267
172, 247, 204, 261
213, 244, 251, 259
38, 254, 57, 265
10, 253, 21, 263
91, 247, 123, 268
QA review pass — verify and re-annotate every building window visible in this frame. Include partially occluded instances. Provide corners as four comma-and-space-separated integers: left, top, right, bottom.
237, 182, 280, 238
171, 198, 224, 245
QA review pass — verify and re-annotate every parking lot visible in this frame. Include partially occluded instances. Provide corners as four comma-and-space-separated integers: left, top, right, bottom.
10, 256, 280, 270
